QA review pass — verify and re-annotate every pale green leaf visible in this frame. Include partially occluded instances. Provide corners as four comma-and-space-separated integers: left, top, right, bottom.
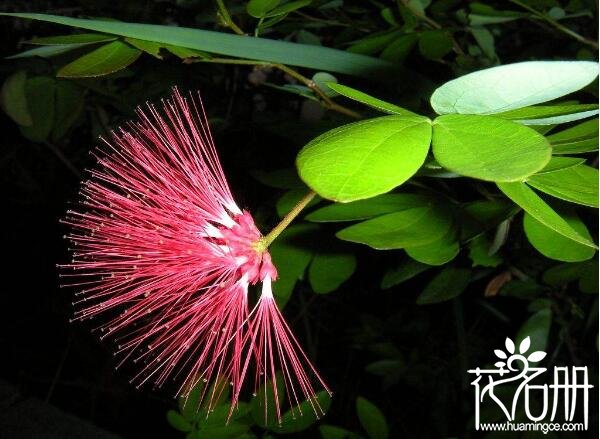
431, 61, 599, 115
496, 104, 598, 125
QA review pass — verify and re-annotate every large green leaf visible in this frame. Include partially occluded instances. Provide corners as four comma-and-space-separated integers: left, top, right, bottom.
524, 211, 595, 262
326, 83, 415, 116
297, 115, 432, 202
547, 118, 598, 154
2, 13, 401, 78
526, 164, 598, 208
57, 40, 141, 77
356, 397, 389, 439
309, 251, 357, 294
497, 182, 595, 248
417, 267, 471, 304
496, 104, 598, 125
430, 61, 599, 115
305, 193, 432, 222
432, 114, 551, 181
336, 204, 452, 250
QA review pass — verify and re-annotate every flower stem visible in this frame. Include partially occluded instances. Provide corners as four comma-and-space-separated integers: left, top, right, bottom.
255, 190, 316, 251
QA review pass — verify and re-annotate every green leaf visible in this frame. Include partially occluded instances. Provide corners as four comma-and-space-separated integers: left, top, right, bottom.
347, 30, 402, 56
247, 0, 281, 18
336, 203, 453, 250
179, 379, 205, 421
417, 267, 471, 304
524, 210, 595, 262
276, 189, 320, 218
166, 410, 193, 432
20, 76, 55, 142
1, 71, 32, 126
278, 391, 332, 433
535, 156, 585, 174
497, 182, 595, 248
57, 40, 141, 77
430, 61, 599, 115
542, 261, 591, 286
51, 80, 85, 141
380, 259, 430, 289
326, 83, 415, 116
297, 115, 431, 202
313, 73, 337, 97
251, 372, 285, 429
356, 397, 388, 439
547, 118, 598, 154
405, 225, 459, 266
2, 13, 401, 79
418, 30, 453, 60
265, 0, 312, 17
468, 234, 503, 267
470, 27, 496, 60
496, 104, 598, 125
460, 199, 518, 240
432, 114, 551, 182
27, 32, 117, 45
319, 425, 355, 439
380, 34, 418, 64
269, 224, 318, 306
309, 251, 357, 293
6, 43, 92, 59
124, 37, 164, 58
526, 164, 599, 207
515, 308, 552, 354
305, 193, 432, 222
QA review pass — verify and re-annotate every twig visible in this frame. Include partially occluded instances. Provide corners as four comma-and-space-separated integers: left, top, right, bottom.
193, 58, 361, 118
509, 0, 598, 49
43, 141, 82, 179
398, 0, 465, 55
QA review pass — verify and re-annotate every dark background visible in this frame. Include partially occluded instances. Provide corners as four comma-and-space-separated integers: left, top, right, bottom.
0, 1, 598, 438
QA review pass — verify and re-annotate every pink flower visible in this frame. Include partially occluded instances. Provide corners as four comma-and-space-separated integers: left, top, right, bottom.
61, 88, 329, 422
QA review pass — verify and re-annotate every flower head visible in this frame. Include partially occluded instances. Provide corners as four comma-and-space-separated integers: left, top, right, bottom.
61, 88, 328, 421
